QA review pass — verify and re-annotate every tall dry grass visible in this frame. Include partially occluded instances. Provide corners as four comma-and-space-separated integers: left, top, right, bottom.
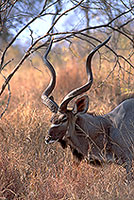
0, 47, 134, 200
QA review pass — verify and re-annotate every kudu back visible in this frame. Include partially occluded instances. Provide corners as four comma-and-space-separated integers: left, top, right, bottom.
42, 36, 134, 182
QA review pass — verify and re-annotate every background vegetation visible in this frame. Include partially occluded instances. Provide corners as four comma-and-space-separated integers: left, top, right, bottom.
0, 0, 134, 199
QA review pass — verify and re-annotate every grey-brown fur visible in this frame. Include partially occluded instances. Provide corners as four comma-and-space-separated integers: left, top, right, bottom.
45, 97, 134, 181
42, 37, 134, 182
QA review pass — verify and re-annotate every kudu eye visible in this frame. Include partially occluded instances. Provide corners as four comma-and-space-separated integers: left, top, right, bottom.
50, 114, 67, 125
61, 116, 68, 123
55, 115, 68, 125
59, 114, 68, 123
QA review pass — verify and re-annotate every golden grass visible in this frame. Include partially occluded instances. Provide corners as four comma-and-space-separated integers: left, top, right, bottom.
0, 54, 134, 199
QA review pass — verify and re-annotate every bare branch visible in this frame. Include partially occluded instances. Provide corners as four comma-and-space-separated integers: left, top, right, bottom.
0, 72, 11, 119
0, 0, 50, 70
0, 0, 133, 118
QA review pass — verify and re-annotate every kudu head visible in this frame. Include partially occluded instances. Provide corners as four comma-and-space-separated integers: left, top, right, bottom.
42, 36, 111, 145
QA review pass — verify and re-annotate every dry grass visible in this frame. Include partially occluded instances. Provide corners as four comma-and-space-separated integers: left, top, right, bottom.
0, 52, 134, 200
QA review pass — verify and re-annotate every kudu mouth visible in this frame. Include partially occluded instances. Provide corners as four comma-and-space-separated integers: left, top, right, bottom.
45, 135, 58, 144
45, 136, 52, 144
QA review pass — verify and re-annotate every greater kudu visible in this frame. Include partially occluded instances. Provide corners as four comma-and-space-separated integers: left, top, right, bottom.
42, 36, 134, 182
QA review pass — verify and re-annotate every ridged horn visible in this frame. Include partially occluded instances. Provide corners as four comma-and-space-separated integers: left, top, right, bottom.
59, 36, 111, 113
41, 39, 59, 113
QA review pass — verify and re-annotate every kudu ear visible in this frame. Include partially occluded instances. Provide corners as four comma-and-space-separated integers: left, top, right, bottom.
73, 95, 89, 114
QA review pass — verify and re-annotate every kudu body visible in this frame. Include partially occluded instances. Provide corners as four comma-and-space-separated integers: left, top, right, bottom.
42, 37, 134, 181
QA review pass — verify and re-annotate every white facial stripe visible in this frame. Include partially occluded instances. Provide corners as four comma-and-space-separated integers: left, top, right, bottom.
45, 139, 59, 144
51, 123, 61, 128
51, 121, 68, 127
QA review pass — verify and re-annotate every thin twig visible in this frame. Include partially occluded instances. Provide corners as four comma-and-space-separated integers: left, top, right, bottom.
0, 73, 11, 119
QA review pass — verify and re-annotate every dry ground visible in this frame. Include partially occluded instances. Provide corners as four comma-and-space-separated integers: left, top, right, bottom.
0, 55, 134, 200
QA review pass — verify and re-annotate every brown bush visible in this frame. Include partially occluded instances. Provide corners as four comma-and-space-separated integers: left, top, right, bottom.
0, 51, 134, 199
